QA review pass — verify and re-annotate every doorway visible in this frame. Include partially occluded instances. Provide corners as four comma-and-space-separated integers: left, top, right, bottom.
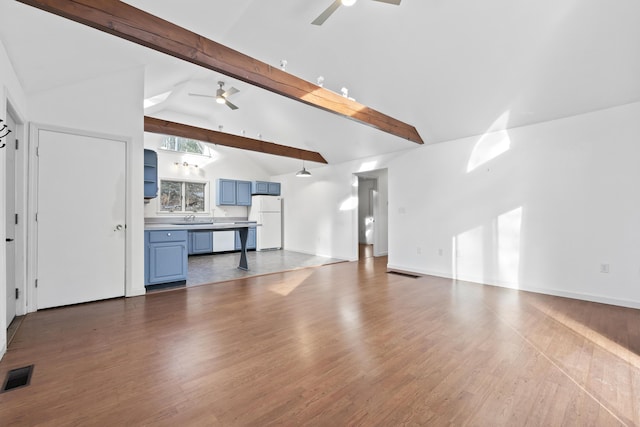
33, 126, 127, 309
355, 169, 388, 259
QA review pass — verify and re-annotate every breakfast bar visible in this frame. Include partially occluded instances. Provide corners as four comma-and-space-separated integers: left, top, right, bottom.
143, 220, 259, 289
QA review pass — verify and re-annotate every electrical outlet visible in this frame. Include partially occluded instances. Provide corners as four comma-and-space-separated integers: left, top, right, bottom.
438, 248, 443, 256
399, 207, 406, 214
600, 263, 610, 274
417, 247, 422, 255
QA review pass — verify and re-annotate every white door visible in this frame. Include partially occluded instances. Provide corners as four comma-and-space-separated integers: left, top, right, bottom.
5, 113, 17, 325
36, 129, 126, 309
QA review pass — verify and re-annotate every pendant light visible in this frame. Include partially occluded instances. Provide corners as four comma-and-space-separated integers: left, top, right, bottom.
296, 161, 312, 177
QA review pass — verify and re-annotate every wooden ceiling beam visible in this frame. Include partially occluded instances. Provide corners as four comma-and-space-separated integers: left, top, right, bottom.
144, 116, 328, 164
17, 0, 424, 145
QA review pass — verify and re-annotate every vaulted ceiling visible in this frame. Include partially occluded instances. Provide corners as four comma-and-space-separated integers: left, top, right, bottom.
1, 0, 639, 175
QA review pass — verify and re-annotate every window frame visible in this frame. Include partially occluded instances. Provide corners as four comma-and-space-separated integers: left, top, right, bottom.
158, 136, 211, 157
157, 178, 209, 214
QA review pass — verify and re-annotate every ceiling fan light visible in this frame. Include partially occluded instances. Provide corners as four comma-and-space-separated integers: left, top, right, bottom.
216, 95, 226, 104
341, 0, 357, 6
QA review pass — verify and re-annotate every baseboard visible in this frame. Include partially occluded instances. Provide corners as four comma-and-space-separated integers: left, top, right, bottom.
385, 264, 640, 310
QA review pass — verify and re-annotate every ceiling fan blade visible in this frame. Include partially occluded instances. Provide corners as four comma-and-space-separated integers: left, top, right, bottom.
312, 0, 342, 25
371, 0, 401, 4
225, 99, 239, 110
188, 92, 216, 98
223, 87, 239, 98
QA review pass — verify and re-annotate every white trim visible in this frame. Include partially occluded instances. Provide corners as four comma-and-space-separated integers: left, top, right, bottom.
5, 96, 27, 319
27, 123, 134, 312
386, 263, 640, 310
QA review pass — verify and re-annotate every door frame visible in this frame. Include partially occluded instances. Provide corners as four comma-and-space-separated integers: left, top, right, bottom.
353, 169, 389, 259
27, 123, 133, 313
4, 99, 27, 323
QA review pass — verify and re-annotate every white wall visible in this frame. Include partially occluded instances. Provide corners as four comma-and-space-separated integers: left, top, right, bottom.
29, 67, 146, 300
388, 102, 640, 308
373, 169, 389, 256
0, 39, 28, 358
277, 102, 640, 308
143, 133, 273, 219
275, 153, 404, 261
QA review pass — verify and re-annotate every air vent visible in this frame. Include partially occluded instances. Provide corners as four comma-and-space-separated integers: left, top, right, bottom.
2, 365, 34, 393
387, 271, 420, 279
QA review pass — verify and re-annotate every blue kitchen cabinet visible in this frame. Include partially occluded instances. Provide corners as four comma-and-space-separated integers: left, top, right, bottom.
144, 149, 158, 199
216, 179, 237, 205
236, 180, 252, 206
217, 179, 252, 206
235, 227, 256, 250
188, 231, 213, 255
251, 181, 281, 196
145, 230, 188, 285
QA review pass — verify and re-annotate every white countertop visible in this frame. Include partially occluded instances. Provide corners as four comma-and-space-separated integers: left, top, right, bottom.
144, 222, 258, 231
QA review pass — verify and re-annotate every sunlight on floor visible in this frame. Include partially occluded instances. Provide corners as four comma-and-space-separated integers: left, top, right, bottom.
267, 269, 314, 296
530, 300, 640, 370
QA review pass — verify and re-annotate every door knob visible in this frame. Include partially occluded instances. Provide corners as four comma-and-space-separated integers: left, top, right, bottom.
115, 224, 124, 231
5, 238, 14, 242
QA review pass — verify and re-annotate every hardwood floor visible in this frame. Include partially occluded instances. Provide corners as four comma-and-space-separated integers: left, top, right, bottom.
1, 256, 639, 425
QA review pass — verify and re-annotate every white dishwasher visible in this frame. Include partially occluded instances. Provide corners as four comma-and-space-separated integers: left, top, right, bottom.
212, 230, 236, 252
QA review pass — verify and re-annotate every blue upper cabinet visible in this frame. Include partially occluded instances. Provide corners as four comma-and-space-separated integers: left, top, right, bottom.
236, 180, 252, 206
251, 181, 281, 196
217, 179, 252, 206
216, 179, 237, 205
143, 149, 158, 199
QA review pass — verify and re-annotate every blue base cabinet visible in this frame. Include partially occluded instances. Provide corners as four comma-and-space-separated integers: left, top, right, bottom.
188, 231, 213, 255
145, 230, 188, 285
235, 227, 256, 251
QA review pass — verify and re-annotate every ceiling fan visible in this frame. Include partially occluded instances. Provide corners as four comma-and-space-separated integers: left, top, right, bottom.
312, 0, 401, 26
189, 81, 240, 110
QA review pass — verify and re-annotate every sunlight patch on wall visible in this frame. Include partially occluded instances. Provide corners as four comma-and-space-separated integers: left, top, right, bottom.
467, 111, 512, 173
340, 196, 358, 211
143, 90, 171, 109
497, 207, 523, 287
358, 161, 379, 173
453, 226, 485, 282
452, 206, 523, 287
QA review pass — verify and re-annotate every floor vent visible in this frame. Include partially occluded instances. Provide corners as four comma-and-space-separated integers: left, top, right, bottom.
2, 365, 34, 393
387, 271, 420, 279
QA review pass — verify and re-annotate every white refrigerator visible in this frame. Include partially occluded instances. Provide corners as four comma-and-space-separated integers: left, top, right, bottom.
248, 195, 282, 250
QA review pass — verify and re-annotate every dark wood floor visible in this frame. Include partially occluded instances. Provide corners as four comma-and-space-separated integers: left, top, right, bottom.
1, 255, 639, 425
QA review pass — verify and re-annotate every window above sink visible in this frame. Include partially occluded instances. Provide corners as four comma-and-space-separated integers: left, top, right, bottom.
159, 179, 208, 213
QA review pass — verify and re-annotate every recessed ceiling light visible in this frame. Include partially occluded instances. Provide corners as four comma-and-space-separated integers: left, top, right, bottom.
341, 0, 357, 6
